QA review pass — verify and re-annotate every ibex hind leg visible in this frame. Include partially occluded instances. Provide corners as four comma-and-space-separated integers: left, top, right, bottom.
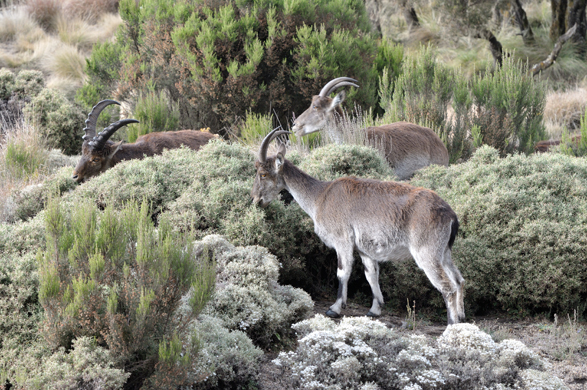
443, 249, 466, 322
360, 254, 384, 317
410, 247, 461, 325
326, 245, 355, 318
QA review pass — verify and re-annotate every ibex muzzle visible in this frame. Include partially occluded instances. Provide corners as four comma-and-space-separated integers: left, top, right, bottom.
252, 128, 465, 325
292, 77, 450, 180
73, 100, 218, 183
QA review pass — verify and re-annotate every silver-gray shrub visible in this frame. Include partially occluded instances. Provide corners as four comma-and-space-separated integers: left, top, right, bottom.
13, 69, 45, 99
0, 67, 15, 100
273, 317, 567, 389
23, 88, 85, 155
407, 145, 587, 317
188, 235, 314, 348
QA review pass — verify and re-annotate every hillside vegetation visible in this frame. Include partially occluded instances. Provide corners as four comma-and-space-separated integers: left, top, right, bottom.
1, 0, 587, 388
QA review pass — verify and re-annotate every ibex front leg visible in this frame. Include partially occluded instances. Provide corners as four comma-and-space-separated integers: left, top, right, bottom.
360, 254, 384, 317
326, 245, 355, 318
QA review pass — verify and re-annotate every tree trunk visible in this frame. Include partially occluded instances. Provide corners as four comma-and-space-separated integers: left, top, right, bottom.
531, 23, 578, 76
551, 0, 568, 41
399, 0, 420, 29
511, 0, 535, 44
568, 0, 587, 50
476, 29, 504, 68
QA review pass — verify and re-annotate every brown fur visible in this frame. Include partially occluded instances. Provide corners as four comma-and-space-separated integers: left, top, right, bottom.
535, 135, 581, 153
73, 130, 218, 182
292, 92, 449, 180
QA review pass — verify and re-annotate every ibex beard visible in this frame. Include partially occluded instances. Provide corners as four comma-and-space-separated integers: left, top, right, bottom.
251, 128, 465, 325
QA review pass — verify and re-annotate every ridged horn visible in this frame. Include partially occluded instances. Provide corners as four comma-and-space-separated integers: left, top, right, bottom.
88, 119, 140, 150
318, 77, 359, 97
82, 100, 120, 142
258, 127, 292, 163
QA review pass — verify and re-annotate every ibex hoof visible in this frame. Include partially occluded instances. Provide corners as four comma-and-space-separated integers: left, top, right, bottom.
366, 311, 380, 318
325, 309, 340, 318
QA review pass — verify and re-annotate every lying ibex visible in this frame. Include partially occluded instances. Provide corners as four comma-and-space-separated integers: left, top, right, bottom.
251, 128, 465, 324
292, 77, 449, 180
535, 135, 582, 153
72, 100, 218, 183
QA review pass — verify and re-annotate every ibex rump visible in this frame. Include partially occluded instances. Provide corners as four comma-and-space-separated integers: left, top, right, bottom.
73, 100, 217, 183
292, 77, 449, 180
251, 128, 465, 324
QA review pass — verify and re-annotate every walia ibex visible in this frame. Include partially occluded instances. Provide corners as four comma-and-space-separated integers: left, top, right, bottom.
251, 128, 465, 324
72, 100, 218, 183
292, 77, 449, 180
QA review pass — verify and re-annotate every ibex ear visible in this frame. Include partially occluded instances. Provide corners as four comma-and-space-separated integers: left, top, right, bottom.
108, 141, 123, 159
328, 90, 346, 113
275, 143, 286, 172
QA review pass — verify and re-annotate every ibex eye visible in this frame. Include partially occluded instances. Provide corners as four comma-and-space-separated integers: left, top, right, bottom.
261, 174, 267, 178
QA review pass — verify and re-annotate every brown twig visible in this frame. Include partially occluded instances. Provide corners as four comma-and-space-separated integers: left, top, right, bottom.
530, 24, 578, 77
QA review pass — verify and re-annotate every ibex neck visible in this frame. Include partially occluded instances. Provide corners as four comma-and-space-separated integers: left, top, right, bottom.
282, 160, 329, 219
326, 113, 345, 144
113, 143, 154, 162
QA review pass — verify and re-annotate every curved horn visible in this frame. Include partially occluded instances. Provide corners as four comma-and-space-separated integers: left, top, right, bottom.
258, 127, 292, 163
318, 77, 359, 97
88, 119, 140, 150
82, 100, 121, 141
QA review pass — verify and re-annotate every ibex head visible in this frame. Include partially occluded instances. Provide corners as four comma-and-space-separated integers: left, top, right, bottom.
251, 127, 292, 207
72, 100, 139, 183
292, 77, 359, 137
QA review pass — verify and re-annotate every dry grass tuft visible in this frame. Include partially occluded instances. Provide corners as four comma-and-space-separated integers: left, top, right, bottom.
63, 0, 119, 23
0, 7, 40, 43
25, 0, 62, 31
543, 87, 587, 139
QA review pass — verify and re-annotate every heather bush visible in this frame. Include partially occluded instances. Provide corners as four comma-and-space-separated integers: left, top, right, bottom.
273, 316, 567, 389
0, 213, 45, 255
13, 69, 45, 99
0, 67, 15, 100
85, 0, 396, 132
381, 46, 545, 160
26, 0, 61, 30
408, 146, 587, 317
127, 89, 180, 143
186, 235, 313, 349
23, 88, 85, 155
38, 198, 215, 387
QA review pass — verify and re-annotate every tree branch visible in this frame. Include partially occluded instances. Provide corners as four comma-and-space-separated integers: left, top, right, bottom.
530, 23, 578, 76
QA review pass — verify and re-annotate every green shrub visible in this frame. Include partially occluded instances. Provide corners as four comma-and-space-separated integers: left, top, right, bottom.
557, 107, 587, 157
38, 198, 215, 387
23, 88, 85, 155
0, 67, 15, 100
13, 69, 45, 99
381, 46, 546, 160
127, 89, 180, 143
407, 146, 587, 317
189, 235, 313, 349
85, 0, 395, 132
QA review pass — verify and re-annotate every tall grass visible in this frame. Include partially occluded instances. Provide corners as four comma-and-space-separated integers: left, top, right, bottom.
127, 89, 180, 143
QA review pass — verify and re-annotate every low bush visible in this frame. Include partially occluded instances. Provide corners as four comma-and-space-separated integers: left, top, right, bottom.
408, 146, 587, 318
26, 0, 62, 31
13, 69, 45, 99
189, 235, 314, 349
188, 315, 263, 389
0, 67, 15, 100
37, 198, 215, 387
23, 87, 85, 155
273, 316, 566, 389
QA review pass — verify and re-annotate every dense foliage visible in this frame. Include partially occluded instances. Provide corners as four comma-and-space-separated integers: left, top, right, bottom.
78, 0, 399, 133
38, 198, 215, 387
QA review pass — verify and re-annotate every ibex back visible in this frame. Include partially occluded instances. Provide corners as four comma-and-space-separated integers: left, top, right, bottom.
251, 128, 465, 324
292, 77, 449, 180
73, 100, 218, 183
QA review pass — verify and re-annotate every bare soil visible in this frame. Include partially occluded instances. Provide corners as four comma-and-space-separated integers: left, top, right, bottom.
257, 301, 587, 389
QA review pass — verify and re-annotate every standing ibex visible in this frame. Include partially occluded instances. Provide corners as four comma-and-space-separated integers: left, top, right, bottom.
72, 100, 218, 183
292, 77, 449, 180
251, 128, 465, 324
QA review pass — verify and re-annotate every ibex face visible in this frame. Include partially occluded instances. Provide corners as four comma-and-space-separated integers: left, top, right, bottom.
251, 130, 290, 207
292, 93, 344, 136
72, 100, 138, 183
292, 77, 359, 137
73, 141, 122, 183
